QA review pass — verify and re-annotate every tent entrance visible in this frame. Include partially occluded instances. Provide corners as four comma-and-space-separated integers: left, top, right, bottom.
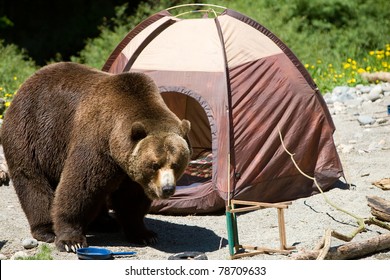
161, 91, 213, 188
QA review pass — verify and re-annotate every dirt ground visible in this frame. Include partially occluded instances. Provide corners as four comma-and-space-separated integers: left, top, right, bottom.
0, 94, 389, 261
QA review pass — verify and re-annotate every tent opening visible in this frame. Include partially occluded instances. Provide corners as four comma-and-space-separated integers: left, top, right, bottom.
161, 91, 213, 189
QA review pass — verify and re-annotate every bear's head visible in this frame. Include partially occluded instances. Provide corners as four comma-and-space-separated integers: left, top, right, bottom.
117, 119, 192, 200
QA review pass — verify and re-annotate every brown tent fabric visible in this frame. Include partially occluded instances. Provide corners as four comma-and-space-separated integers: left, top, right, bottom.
102, 8, 343, 214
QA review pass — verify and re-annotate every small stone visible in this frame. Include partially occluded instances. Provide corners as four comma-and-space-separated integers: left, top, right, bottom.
0, 253, 7, 260
338, 144, 354, 154
22, 238, 38, 249
367, 85, 383, 101
357, 115, 375, 125
344, 98, 362, 108
381, 83, 390, 92
332, 86, 350, 95
360, 86, 372, 93
376, 118, 388, 125
11, 251, 28, 260
368, 140, 385, 151
333, 101, 346, 112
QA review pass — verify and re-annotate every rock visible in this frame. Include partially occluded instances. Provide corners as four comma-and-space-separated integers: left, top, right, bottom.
357, 115, 375, 125
22, 238, 38, 249
332, 86, 350, 95
323, 92, 333, 104
359, 85, 372, 93
344, 98, 362, 108
333, 101, 346, 113
11, 251, 28, 260
368, 139, 385, 151
376, 118, 388, 125
381, 83, 390, 92
367, 85, 383, 101
338, 144, 354, 154
0, 253, 7, 260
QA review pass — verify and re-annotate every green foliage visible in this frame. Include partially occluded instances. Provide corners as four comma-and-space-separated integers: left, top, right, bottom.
204, 0, 390, 92
1, 0, 390, 96
15, 244, 54, 260
72, 0, 200, 69
0, 40, 37, 112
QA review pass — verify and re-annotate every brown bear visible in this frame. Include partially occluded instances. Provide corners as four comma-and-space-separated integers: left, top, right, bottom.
1, 62, 191, 252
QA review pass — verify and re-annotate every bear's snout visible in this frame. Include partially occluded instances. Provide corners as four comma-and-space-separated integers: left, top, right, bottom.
158, 169, 176, 198
162, 184, 175, 197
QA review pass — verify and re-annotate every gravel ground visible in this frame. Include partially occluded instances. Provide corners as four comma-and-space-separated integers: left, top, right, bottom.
0, 90, 389, 261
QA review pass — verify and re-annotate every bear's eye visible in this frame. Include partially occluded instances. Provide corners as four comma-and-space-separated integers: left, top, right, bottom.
171, 163, 179, 170
151, 163, 160, 171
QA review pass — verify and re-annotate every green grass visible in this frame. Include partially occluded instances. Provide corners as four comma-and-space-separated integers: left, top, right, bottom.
15, 244, 54, 260
1, 0, 389, 107
0, 40, 37, 116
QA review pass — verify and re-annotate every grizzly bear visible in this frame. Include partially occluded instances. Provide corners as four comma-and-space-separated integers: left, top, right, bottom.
1, 62, 191, 252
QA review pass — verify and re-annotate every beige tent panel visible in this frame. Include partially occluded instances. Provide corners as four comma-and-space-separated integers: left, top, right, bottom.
218, 14, 283, 68
133, 18, 226, 72
120, 16, 178, 65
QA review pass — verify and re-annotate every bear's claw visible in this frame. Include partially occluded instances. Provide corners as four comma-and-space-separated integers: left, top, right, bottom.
64, 243, 83, 253
55, 234, 87, 253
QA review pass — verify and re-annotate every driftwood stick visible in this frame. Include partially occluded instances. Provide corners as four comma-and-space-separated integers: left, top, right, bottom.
361, 72, 390, 82
278, 129, 366, 239
316, 229, 332, 260
367, 196, 390, 222
293, 232, 390, 260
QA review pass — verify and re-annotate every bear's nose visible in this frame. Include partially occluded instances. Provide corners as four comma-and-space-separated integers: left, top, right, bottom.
162, 184, 175, 197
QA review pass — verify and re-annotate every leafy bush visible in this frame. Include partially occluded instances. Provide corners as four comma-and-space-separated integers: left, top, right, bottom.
72, 0, 200, 69
204, 0, 390, 91
0, 40, 37, 115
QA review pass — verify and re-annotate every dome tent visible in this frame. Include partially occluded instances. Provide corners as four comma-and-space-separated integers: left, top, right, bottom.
102, 4, 343, 214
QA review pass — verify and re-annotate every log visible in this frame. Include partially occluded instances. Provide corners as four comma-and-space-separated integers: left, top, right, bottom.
292, 233, 390, 260
361, 72, 390, 82
372, 178, 390, 191
367, 196, 390, 222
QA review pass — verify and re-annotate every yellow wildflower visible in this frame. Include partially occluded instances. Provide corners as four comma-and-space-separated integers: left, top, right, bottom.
357, 68, 365, 74
369, 51, 375, 55
5, 101, 11, 107
13, 76, 17, 81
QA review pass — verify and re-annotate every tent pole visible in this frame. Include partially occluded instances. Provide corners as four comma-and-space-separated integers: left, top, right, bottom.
227, 153, 231, 207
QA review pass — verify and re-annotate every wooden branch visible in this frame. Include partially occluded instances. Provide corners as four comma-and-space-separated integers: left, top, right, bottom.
293, 232, 390, 260
372, 178, 390, 191
361, 72, 390, 82
367, 196, 390, 222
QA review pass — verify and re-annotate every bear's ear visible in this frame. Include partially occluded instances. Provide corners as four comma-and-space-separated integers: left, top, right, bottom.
180, 119, 191, 136
131, 122, 147, 141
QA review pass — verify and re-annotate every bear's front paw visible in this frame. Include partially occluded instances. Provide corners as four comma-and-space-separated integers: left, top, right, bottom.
55, 234, 88, 253
32, 231, 56, 243
126, 229, 158, 246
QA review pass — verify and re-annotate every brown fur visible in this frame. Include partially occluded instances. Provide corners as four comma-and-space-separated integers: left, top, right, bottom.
1, 62, 191, 251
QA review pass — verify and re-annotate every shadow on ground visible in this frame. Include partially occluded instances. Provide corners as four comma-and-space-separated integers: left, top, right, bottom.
86, 217, 226, 254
